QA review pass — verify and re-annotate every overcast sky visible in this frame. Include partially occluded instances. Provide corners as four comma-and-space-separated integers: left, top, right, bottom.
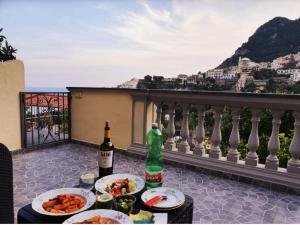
1, 0, 300, 88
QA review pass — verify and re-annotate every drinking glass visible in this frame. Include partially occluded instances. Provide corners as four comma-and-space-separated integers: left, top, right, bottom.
79, 172, 95, 190
96, 192, 113, 209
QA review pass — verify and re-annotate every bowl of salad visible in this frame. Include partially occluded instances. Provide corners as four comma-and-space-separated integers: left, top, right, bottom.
114, 195, 136, 215
95, 174, 145, 197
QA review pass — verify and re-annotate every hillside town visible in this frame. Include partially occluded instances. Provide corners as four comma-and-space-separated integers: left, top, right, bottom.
118, 52, 300, 93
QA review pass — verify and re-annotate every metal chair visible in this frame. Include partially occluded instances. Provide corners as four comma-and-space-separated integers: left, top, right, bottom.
0, 143, 14, 223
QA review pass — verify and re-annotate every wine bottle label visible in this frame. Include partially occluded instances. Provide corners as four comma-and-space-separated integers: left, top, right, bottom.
145, 170, 163, 183
98, 150, 113, 168
104, 130, 111, 138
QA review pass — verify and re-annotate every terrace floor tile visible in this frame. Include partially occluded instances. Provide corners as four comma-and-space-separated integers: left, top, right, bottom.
12, 143, 300, 223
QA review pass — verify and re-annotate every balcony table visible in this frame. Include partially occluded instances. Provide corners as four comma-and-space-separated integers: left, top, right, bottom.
17, 186, 193, 224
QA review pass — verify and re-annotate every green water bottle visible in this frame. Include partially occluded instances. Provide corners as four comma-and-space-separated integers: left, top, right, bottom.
145, 123, 163, 189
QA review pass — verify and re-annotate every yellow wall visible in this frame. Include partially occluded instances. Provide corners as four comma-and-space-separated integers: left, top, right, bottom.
0, 60, 25, 150
71, 90, 133, 150
146, 102, 154, 135
133, 101, 144, 144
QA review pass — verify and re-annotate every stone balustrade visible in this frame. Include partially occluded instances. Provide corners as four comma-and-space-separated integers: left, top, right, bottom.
67, 87, 300, 190
128, 89, 300, 190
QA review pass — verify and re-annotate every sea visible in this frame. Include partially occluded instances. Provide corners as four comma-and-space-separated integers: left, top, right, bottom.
26, 87, 68, 92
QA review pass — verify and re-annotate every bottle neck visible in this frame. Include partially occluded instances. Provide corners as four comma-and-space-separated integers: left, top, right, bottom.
103, 137, 111, 143
103, 127, 111, 143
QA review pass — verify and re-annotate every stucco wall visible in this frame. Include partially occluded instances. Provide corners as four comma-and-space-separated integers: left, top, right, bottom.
146, 102, 154, 136
71, 90, 133, 150
0, 60, 25, 150
133, 101, 144, 144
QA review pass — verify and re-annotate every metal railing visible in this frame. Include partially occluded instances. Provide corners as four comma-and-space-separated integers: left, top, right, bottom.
20, 92, 71, 148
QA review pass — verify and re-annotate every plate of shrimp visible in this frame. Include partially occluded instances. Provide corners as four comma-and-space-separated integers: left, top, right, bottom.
32, 188, 96, 216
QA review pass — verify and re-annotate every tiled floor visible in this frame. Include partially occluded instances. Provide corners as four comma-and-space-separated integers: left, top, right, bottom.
13, 143, 300, 224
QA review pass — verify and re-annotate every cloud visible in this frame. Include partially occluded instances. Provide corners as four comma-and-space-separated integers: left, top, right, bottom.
102, 0, 300, 71
103, 0, 254, 71
4, 0, 300, 87
94, 1, 113, 11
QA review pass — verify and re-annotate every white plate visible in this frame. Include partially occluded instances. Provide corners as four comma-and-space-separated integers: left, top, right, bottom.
141, 187, 185, 209
63, 209, 132, 224
32, 188, 96, 216
95, 173, 145, 196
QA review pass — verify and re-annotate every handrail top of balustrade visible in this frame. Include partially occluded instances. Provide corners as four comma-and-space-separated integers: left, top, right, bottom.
66, 87, 300, 98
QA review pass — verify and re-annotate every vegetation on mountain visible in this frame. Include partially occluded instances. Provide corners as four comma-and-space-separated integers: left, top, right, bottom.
0, 28, 17, 61
283, 55, 298, 69
290, 81, 300, 93
253, 69, 278, 80
239, 67, 300, 94
242, 82, 256, 92
218, 17, 300, 68
138, 75, 235, 91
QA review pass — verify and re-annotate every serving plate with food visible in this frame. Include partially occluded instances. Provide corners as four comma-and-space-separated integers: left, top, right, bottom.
32, 188, 96, 216
95, 173, 145, 197
63, 209, 132, 224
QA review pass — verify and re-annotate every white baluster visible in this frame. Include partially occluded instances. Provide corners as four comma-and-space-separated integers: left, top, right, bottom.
194, 105, 205, 156
164, 103, 177, 151
265, 110, 282, 170
209, 106, 223, 159
287, 112, 300, 173
154, 102, 162, 130
246, 109, 260, 166
178, 103, 191, 153
227, 108, 241, 163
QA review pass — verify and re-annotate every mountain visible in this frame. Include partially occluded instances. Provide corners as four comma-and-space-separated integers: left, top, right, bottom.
218, 17, 300, 68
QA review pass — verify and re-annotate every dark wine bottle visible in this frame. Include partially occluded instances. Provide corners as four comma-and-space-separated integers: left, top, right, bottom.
98, 121, 114, 179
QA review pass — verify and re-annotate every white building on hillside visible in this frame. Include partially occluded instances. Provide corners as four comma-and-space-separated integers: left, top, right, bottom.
277, 68, 300, 82
206, 69, 224, 79
177, 74, 188, 80
163, 77, 177, 82
238, 57, 258, 74
227, 66, 239, 73
277, 69, 300, 76
186, 75, 199, 84
177, 74, 188, 84
223, 72, 238, 80
288, 69, 300, 82
118, 78, 140, 88
294, 52, 300, 61
271, 54, 292, 70
258, 62, 271, 69
205, 69, 237, 80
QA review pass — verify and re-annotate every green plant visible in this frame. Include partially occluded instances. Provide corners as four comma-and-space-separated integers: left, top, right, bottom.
161, 128, 168, 144
278, 132, 292, 168
159, 99, 295, 168
220, 110, 232, 156
237, 139, 248, 160
257, 134, 269, 164
0, 28, 17, 61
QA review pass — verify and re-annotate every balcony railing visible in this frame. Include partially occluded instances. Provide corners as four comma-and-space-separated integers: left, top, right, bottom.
20, 92, 71, 148
127, 89, 300, 190
67, 87, 300, 190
